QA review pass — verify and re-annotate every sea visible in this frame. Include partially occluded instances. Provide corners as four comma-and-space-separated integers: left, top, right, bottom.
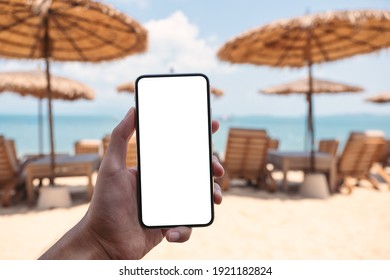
0, 114, 389, 158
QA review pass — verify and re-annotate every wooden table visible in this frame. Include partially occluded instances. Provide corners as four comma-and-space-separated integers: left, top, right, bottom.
25, 154, 101, 203
267, 150, 337, 192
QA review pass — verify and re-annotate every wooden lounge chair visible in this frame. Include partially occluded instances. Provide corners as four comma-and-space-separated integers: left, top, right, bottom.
7, 139, 19, 164
74, 139, 101, 155
126, 136, 137, 168
0, 136, 20, 206
379, 139, 390, 167
371, 139, 390, 188
268, 138, 280, 150
102, 134, 110, 157
318, 139, 339, 157
102, 134, 137, 168
337, 132, 385, 193
221, 128, 276, 191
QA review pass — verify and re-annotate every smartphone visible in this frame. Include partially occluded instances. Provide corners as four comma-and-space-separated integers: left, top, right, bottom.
135, 73, 214, 228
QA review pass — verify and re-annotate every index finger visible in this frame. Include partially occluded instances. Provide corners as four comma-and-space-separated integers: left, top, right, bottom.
104, 107, 136, 169
212, 120, 219, 134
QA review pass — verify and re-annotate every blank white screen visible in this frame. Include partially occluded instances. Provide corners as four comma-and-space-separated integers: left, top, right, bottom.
136, 75, 213, 227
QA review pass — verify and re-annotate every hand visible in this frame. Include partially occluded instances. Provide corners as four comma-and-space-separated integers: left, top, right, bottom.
39, 107, 224, 259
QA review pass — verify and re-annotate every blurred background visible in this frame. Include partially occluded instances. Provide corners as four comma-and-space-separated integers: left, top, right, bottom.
2, 0, 390, 156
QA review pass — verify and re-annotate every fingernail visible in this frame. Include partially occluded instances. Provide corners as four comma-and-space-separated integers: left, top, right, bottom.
215, 183, 222, 194
168, 231, 180, 242
126, 107, 135, 117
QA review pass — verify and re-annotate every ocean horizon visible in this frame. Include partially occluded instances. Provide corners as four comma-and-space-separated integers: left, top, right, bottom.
1, 113, 389, 157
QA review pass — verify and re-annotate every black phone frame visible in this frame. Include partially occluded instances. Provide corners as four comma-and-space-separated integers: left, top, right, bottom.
135, 73, 214, 229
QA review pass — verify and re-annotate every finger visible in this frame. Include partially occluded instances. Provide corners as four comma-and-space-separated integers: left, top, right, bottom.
212, 120, 219, 134
214, 183, 223, 205
127, 167, 138, 176
106, 107, 136, 168
166, 227, 192, 243
212, 155, 224, 178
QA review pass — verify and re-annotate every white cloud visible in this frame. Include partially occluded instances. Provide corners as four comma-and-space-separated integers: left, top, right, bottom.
57, 10, 228, 106
57, 10, 223, 81
142, 11, 221, 72
1, 60, 39, 71
144, 11, 220, 70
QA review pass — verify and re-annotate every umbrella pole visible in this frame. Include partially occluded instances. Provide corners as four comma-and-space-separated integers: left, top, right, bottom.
44, 15, 56, 185
308, 62, 315, 172
305, 28, 315, 173
38, 98, 43, 156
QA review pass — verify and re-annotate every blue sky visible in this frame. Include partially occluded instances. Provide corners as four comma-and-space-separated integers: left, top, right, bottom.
1, 0, 390, 117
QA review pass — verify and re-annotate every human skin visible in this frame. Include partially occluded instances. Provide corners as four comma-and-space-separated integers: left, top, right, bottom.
39, 107, 224, 259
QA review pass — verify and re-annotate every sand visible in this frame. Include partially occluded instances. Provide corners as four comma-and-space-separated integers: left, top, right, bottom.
0, 172, 389, 260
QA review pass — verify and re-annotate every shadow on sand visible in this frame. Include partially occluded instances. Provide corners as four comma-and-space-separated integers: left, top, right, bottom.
223, 179, 307, 201
0, 185, 90, 216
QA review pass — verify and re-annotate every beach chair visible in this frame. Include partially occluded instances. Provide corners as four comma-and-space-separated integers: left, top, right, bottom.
126, 136, 137, 168
0, 136, 20, 206
102, 134, 110, 157
268, 138, 280, 150
337, 132, 385, 193
102, 134, 137, 168
379, 139, 390, 167
7, 139, 19, 164
370, 139, 390, 188
221, 128, 276, 191
74, 139, 101, 156
318, 139, 339, 157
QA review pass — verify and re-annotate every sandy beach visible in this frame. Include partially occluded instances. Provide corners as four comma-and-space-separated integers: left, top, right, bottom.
2, 0, 390, 270
0, 172, 389, 260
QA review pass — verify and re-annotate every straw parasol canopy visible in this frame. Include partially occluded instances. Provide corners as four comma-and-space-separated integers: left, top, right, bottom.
217, 10, 390, 67
261, 77, 363, 150
0, 0, 147, 184
0, 70, 94, 154
117, 81, 135, 93
366, 92, 390, 103
0, 0, 147, 61
218, 9, 390, 171
117, 81, 224, 97
0, 70, 94, 100
261, 77, 363, 95
211, 87, 224, 97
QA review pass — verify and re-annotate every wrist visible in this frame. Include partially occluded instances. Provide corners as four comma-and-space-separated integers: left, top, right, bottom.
39, 215, 110, 260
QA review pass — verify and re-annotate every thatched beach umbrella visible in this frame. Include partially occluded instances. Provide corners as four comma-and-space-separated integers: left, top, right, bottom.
117, 81, 224, 97
210, 87, 224, 97
260, 78, 364, 150
0, 70, 94, 154
366, 92, 390, 103
117, 81, 136, 94
261, 77, 364, 95
0, 0, 147, 61
0, 0, 147, 183
218, 9, 390, 171
261, 77, 363, 148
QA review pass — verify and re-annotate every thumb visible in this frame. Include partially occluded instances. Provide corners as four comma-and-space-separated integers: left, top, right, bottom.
105, 107, 136, 168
